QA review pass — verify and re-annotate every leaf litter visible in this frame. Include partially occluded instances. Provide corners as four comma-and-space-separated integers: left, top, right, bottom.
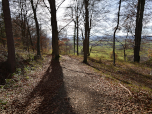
0, 55, 152, 113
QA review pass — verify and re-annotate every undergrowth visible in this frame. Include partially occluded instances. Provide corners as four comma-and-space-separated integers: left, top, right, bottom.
0, 48, 50, 109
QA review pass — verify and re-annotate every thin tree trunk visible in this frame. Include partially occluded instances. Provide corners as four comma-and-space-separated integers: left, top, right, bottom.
31, 0, 41, 57
76, 16, 79, 56
19, 1, 25, 45
27, 21, 34, 52
25, 19, 29, 53
41, 37, 43, 52
87, 17, 92, 56
124, 32, 128, 61
87, 28, 90, 56
23, 15, 26, 50
21, 17, 25, 46
40, 26, 43, 52
134, 0, 145, 62
2, 0, 16, 73
124, 38, 126, 61
81, 29, 85, 53
124, 48, 126, 61
113, 0, 121, 66
74, 21, 76, 55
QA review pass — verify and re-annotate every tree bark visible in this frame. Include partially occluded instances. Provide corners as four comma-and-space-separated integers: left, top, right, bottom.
26, 20, 34, 52
87, 16, 92, 56
19, 0, 25, 46
83, 0, 89, 63
40, 26, 43, 52
124, 48, 126, 61
31, 0, 41, 57
113, 0, 121, 66
134, 0, 145, 63
48, 0, 59, 59
2, 0, 16, 73
87, 27, 91, 56
76, 16, 79, 56
0, 21, 6, 48
76, 0, 79, 56
74, 21, 76, 55
124, 32, 128, 61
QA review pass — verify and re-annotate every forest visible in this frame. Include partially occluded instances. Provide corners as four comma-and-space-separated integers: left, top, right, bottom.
0, 0, 152, 113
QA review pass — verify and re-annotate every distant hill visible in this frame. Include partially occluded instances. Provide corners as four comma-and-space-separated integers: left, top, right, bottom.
66, 35, 152, 41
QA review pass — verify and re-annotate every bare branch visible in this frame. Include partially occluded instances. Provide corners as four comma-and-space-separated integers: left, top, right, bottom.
58, 19, 73, 33
57, 0, 66, 11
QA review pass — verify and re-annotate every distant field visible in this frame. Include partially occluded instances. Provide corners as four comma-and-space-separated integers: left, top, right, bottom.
61, 40, 152, 62
89, 44, 150, 62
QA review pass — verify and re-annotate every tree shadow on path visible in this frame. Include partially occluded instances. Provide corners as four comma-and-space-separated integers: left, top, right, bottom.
11, 59, 75, 114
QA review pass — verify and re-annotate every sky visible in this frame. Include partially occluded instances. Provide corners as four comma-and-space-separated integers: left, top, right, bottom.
56, 0, 115, 37
55, 0, 152, 37
0, 0, 152, 38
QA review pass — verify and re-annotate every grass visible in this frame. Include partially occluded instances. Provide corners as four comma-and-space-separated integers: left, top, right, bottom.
89, 44, 150, 61
68, 44, 152, 96
60, 42, 137, 61
87, 56, 152, 93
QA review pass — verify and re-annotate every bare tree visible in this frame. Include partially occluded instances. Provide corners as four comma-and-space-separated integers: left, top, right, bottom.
134, 0, 145, 62
113, 0, 121, 66
76, 1, 79, 56
30, 0, 41, 57
26, 18, 35, 52
48, 0, 59, 59
2, 0, 16, 73
83, 0, 89, 63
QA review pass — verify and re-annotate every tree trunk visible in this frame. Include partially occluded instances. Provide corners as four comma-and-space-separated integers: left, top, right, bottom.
2, 0, 16, 73
76, 15, 79, 56
87, 28, 91, 56
134, 0, 145, 63
40, 26, 43, 52
25, 19, 29, 53
83, 0, 89, 63
87, 16, 92, 56
113, 0, 121, 66
19, 1, 25, 46
81, 28, 84, 53
124, 48, 126, 61
0, 22, 6, 48
124, 32, 128, 62
26, 21, 34, 52
74, 21, 76, 55
31, 0, 41, 57
48, 0, 59, 59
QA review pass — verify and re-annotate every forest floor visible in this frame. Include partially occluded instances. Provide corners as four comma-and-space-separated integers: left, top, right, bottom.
0, 54, 152, 113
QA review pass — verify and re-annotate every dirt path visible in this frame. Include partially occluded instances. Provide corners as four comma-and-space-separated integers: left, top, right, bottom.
1, 55, 150, 113
60, 56, 143, 113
